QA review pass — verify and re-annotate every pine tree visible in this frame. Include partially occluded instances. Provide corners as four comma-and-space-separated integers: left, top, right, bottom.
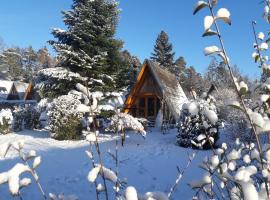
0, 48, 23, 81
119, 50, 141, 91
49, 0, 124, 92
22, 46, 38, 81
151, 30, 175, 69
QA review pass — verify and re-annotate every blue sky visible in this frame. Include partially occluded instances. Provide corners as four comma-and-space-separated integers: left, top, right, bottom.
0, 0, 268, 78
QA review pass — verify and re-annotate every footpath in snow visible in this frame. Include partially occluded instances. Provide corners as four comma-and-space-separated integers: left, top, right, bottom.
0, 129, 209, 200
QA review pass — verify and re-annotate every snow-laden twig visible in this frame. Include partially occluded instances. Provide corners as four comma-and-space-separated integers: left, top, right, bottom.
167, 151, 197, 199
17, 147, 47, 199
82, 80, 109, 200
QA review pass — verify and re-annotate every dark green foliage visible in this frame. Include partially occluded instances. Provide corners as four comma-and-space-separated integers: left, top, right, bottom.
151, 30, 175, 69
175, 56, 204, 96
177, 109, 220, 149
23, 106, 40, 129
52, 115, 83, 140
118, 50, 142, 91
36, 74, 82, 100
13, 108, 24, 132
49, 0, 126, 92
0, 117, 11, 134
12, 106, 41, 131
177, 96, 221, 150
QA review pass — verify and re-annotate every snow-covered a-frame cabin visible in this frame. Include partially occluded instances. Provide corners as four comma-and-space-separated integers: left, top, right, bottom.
124, 60, 188, 125
0, 80, 34, 102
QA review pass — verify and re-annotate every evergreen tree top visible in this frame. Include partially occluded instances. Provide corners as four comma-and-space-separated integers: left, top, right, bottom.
151, 30, 175, 68
49, 0, 126, 92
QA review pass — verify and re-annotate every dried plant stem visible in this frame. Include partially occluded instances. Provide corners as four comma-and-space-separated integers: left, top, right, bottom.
167, 151, 197, 199
93, 125, 109, 200
251, 21, 265, 68
88, 143, 100, 200
115, 126, 120, 199
17, 150, 47, 200
84, 80, 109, 200
19, 192, 24, 200
207, 0, 269, 197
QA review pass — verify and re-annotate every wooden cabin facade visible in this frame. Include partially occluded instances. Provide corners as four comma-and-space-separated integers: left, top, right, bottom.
124, 60, 188, 123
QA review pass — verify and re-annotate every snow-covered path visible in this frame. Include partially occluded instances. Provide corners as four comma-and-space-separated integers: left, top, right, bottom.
0, 129, 209, 200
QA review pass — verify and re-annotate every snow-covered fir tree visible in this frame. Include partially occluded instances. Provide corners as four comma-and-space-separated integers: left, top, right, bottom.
151, 30, 175, 69
0, 48, 23, 81
49, 0, 128, 93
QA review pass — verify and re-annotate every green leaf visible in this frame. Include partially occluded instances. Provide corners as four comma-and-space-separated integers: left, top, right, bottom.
239, 87, 248, 95
227, 101, 243, 111
193, 1, 209, 15
255, 55, 260, 63
266, 38, 270, 43
202, 30, 218, 37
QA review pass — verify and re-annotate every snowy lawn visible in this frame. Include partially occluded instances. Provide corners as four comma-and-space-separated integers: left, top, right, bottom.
0, 129, 210, 200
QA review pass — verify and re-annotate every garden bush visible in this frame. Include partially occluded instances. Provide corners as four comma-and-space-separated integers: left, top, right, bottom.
48, 94, 83, 140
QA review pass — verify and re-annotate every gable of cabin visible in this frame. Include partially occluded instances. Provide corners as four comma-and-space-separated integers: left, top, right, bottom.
124, 62, 163, 120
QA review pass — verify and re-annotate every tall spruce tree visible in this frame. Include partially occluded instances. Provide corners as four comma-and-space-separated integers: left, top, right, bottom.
49, 0, 124, 92
151, 30, 175, 69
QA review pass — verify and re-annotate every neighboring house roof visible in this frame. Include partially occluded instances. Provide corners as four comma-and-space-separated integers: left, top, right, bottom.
0, 80, 33, 101
124, 59, 188, 121
0, 81, 15, 100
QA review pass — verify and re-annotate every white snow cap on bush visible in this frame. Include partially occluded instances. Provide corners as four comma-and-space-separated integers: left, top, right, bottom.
87, 166, 100, 182
260, 42, 268, 50
110, 112, 146, 137
204, 16, 214, 31
216, 8, 231, 24
125, 186, 138, 200
188, 102, 199, 115
88, 164, 117, 183
189, 173, 212, 189
204, 46, 220, 56
142, 191, 169, 200
203, 109, 218, 124
0, 109, 13, 125
258, 32, 265, 40
0, 163, 30, 195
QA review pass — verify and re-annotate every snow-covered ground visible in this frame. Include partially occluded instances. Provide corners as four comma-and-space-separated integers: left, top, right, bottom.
0, 129, 210, 200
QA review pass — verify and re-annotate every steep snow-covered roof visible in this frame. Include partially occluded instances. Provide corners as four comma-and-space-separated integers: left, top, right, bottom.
124, 60, 188, 121
147, 60, 188, 120
0, 81, 14, 100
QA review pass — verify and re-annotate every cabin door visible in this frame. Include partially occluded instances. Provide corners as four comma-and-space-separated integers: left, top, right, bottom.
137, 96, 160, 119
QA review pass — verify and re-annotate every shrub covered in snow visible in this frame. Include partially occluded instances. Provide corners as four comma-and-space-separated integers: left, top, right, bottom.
12, 105, 41, 131
177, 95, 222, 149
23, 105, 40, 129
47, 94, 83, 140
190, 0, 270, 199
190, 139, 270, 200
0, 109, 13, 134
12, 106, 25, 132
